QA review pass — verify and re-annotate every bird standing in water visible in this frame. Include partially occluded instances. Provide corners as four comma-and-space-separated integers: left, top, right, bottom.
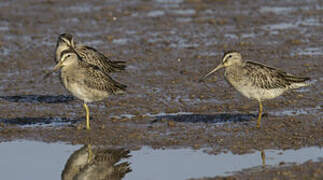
54, 48, 126, 130
200, 51, 310, 128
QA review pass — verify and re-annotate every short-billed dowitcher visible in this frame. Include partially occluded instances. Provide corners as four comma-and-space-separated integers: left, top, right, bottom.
55, 33, 126, 73
54, 49, 127, 130
200, 51, 310, 128
62, 144, 131, 180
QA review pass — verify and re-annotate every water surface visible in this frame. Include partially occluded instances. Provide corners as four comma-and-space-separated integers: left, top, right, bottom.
0, 141, 322, 180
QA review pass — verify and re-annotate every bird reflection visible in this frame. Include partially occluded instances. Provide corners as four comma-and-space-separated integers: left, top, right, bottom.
261, 150, 266, 168
62, 144, 131, 180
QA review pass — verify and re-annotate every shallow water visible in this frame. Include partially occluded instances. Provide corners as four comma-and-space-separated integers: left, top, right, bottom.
0, 141, 322, 180
293, 47, 323, 56
0, 141, 81, 180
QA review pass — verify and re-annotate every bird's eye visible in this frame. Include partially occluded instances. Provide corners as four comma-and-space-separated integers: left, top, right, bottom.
62, 54, 71, 61
228, 55, 232, 58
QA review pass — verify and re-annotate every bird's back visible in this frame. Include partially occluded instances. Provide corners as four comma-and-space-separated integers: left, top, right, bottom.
60, 60, 126, 103
75, 45, 126, 73
224, 61, 310, 100
244, 61, 310, 89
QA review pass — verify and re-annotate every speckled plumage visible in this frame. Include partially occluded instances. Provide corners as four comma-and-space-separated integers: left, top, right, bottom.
224, 60, 310, 101
200, 51, 310, 127
75, 45, 126, 73
59, 50, 126, 103
245, 61, 309, 89
56, 33, 126, 73
54, 48, 126, 130
62, 144, 131, 180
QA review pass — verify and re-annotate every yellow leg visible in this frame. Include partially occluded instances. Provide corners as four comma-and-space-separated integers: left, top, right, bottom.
83, 103, 90, 130
257, 101, 263, 128
87, 144, 93, 163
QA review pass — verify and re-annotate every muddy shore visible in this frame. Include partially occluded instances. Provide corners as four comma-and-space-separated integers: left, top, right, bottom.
0, 0, 322, 179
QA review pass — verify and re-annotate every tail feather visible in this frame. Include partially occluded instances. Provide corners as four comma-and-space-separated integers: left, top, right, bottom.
112, 80, 127, 95
114, 162, 132, 177
285, 75, 311, 88
109, 61, 126, 72
284, 74, 310, 83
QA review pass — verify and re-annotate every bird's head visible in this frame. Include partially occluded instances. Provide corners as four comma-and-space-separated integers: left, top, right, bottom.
199, 51, 242, 81
55, 33, 75, 63
221, 51, 242, 67
54, 50, 78, 71
57, 33, 74, 47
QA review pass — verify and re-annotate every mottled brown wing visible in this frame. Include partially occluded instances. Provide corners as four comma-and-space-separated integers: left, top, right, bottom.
80, 62, 127, 95
244, 61, 292, 89
76, 46, 126, 73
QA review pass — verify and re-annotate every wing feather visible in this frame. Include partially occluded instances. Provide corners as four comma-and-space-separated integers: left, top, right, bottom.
79, 62, 127, 95
76, 46, 126, 73
244, 61, 308, 89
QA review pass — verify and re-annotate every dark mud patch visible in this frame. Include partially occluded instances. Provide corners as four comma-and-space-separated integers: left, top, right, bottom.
152, 113, 258, 124
207, 160, 323, 180
0, 117, 81, 126
0, 95, 74, 103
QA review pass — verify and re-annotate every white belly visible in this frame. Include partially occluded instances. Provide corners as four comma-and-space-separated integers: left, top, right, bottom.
61, 73, 108, 103
69, 83, 108, 103
225, 72, 286, 101
235, 84, 286, 100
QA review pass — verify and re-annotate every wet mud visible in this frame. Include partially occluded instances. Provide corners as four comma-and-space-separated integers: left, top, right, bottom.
205, 160, 323, 180
0, 0, 322, 179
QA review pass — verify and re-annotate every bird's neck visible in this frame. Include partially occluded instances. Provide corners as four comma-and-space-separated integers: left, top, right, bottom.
225, 62, 244, 77
228, 61, 244, 69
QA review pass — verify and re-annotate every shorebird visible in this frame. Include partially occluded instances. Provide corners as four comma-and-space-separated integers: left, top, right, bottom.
55, 33, 126, 73
200, 51, 310, 128
62, 144, 131, 180
54, 48, 127, 130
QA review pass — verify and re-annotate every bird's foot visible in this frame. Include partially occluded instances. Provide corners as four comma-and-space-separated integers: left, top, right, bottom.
75, 123, 91, 130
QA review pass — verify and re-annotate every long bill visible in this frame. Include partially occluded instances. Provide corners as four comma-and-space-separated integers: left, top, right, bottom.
199, 63, 224, 82
41, 60, 64, 81
47, 44, 80, 78
53, 60, 64, 72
